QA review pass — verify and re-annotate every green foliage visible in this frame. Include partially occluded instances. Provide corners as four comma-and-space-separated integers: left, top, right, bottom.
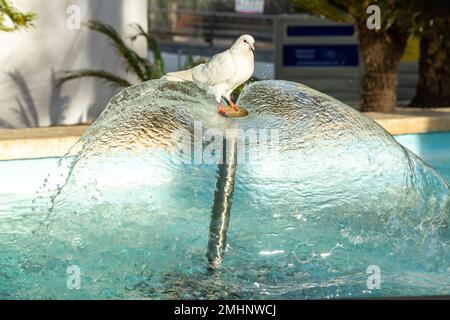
411, 0, 450, 42
57, 69, 132, 88
0, 0, 34, 32
292, 0, 419, 30
292, 0, 354, 24
57, 20, 165, 88
130, 23, 164, 78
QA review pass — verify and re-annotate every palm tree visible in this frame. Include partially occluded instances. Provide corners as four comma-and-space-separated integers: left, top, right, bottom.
57, 20, 165, 88
293, 0, 418, 112
410, 1, 450, 107
0, 0, 34, 32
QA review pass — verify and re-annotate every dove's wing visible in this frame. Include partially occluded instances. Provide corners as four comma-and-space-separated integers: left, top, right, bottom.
192, 50, 236, 86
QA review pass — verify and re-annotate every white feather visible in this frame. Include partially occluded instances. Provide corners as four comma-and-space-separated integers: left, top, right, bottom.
164, 35, 255, 103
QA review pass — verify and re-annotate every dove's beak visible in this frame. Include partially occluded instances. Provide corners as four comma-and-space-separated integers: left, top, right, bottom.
250, 44, 255, 51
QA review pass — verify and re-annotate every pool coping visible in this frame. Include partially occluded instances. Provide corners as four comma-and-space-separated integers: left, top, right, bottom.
367, 107, 450, 136
0, 125, 88, 161
1, 107, 449, 160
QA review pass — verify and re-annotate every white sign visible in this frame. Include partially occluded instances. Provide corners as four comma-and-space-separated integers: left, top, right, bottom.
235, 0, 265, 14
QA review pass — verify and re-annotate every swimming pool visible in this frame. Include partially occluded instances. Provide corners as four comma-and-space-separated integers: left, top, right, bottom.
395, 131, 450, 183
0, 130, 449, 299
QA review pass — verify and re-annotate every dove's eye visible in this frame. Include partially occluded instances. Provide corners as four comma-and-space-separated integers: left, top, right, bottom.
243, 40, 247, 43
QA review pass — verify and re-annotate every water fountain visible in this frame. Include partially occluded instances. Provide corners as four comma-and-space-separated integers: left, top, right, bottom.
2, 79, 450, 299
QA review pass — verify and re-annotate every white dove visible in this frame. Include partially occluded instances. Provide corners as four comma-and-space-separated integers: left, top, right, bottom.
165, 35, 255, 115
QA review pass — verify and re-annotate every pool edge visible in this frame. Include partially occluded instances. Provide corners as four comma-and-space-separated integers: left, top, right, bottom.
1, 107, 450, 160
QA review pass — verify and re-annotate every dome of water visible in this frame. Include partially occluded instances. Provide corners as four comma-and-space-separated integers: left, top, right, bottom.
4, 79, 450, 299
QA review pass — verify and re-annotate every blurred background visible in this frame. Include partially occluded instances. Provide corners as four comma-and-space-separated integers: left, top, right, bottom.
0, 0, 449, 128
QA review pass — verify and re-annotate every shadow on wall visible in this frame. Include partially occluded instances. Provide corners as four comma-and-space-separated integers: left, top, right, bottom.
0, 70, 70, 128
0, 0, 146, 129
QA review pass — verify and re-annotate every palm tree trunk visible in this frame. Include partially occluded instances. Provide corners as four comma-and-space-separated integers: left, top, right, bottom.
410, 18, 450, 107
357, 24, 411, 112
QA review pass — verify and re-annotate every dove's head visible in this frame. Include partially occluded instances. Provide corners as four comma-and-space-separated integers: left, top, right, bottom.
231, 35, 255, 52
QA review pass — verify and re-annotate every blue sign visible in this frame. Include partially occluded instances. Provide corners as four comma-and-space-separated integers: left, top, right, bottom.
283, 45, 359, 67
287, 25, 355, 37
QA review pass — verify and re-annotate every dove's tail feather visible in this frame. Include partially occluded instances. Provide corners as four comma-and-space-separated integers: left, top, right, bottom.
164, 69, 193, 82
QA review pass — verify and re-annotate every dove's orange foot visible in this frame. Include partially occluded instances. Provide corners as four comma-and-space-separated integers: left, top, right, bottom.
217, 103, 227, 115
225, 98, 240, 112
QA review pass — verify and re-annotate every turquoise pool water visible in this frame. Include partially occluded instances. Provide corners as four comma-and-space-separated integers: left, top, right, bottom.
395, 132, 450, 183
3, 78, 449, 300
0, 131, 448, 299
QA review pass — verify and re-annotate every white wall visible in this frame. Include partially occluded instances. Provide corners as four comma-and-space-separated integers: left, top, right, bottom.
0, 0, 147, 128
